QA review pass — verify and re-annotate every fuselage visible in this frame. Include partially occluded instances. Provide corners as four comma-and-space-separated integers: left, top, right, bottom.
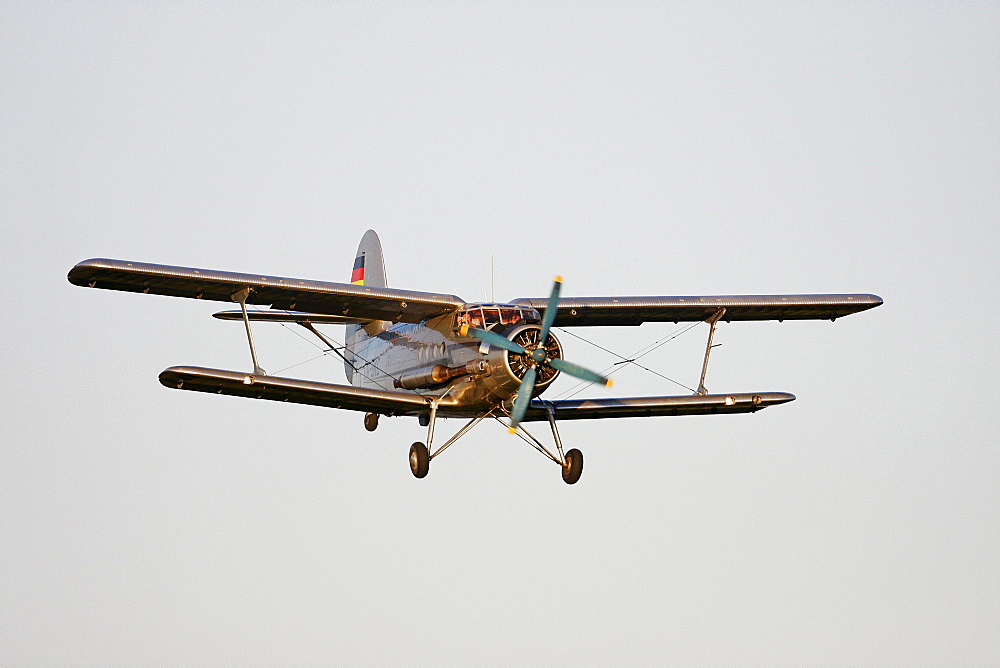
345, 303, 561, 414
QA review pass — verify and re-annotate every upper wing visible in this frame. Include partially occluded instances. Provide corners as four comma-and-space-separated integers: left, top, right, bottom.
159, 366, 450, 416
510, 294, 883, 326
523, 391, 795, 421
68, 258, 465, 324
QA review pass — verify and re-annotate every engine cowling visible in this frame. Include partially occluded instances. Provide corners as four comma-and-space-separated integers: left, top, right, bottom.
478, 324, 563, 403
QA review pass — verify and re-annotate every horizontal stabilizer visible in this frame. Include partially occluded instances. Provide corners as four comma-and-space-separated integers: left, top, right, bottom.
523, 392, 795, 421
212, 310, 369, 325
158, 366, 444, 416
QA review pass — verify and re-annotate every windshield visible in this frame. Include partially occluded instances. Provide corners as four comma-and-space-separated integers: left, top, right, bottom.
456, 304, 540, 330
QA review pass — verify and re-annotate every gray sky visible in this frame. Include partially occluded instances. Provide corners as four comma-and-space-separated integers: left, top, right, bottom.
2, 2, 998, 664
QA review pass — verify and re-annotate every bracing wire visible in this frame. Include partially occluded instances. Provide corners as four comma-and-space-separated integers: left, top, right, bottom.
249, 306, 422, 394
553, 322, 703, 399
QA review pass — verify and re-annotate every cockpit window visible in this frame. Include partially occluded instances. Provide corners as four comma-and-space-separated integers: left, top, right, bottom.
456, 304, 541, 331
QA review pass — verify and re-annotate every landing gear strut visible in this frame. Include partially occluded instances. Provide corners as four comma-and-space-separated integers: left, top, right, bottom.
407, 392, 585, 484
502, 408, 585, 485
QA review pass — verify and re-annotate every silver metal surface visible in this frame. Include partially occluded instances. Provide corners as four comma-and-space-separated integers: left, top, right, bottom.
68, 258, 466, 324
523, 392, 795, 421
510, 293, 883, 326
158, 366, 448, 416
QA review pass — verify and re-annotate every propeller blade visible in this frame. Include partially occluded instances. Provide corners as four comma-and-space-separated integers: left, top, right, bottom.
549, 357, 613, 387
538, 276, 562, 345
509, 367, 537, 433
464, 326, 527, 355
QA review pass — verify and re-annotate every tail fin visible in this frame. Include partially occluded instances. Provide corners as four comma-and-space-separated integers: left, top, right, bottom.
350, 229, 387, 288
345, 230, 387, 382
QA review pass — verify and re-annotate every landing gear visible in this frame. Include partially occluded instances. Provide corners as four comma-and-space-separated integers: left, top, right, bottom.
501, 407, 586, 484
409, 442, 430, 478
364, 412, 379, 432
405, 395, 585, 484
561, 448, 583, 485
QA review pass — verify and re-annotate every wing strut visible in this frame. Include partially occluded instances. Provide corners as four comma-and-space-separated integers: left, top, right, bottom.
697, 308, 726, 396
233, 288, 266, 376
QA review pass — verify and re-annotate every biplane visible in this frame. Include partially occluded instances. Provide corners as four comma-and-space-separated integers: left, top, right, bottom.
68, 230, 882, 484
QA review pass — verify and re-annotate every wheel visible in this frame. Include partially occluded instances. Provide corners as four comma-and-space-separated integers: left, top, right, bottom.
364, 412, 379, 432
409, 442, 430, 479
561, 448, 583, 485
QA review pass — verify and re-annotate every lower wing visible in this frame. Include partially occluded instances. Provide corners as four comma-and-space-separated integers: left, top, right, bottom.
158, 366, 444, 416
158, 367, 793, 421
523, 392, 795, 420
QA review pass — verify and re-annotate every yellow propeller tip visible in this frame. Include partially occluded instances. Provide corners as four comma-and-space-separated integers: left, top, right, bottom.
555, 275, 563, 283
508, 427, 517, 435
606, 379, 614, 388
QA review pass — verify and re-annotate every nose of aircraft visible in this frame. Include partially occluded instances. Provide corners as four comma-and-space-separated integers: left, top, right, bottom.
464, 276, 612, 434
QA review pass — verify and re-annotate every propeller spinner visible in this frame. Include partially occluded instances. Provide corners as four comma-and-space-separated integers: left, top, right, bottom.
462, 277, 612, 433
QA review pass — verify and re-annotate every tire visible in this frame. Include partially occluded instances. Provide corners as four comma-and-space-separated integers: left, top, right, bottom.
561, 448, 583, 485
409, 442, 430, 479
364, 412, 379, 432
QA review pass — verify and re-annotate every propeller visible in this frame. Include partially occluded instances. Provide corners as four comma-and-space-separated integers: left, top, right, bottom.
462, 276, 612, 433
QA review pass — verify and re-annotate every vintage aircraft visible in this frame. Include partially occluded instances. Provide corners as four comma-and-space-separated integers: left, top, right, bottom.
68, 230, 882, 484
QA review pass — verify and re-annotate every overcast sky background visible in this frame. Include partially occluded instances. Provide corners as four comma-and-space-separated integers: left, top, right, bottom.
2, 3, 998, 665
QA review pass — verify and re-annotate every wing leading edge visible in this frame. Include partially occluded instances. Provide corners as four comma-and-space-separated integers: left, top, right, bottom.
69, 258, 465, 324
510, 294, 883, 326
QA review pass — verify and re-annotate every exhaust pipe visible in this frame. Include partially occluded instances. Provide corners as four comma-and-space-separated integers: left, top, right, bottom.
394, 361, 487, 390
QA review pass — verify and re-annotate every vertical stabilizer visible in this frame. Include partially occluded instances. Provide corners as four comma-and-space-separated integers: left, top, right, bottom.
350, 229, 387, 288
345, 230, 387, 382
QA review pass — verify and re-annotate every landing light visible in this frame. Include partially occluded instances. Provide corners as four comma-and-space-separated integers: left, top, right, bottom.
725, 396, 735, 406
243, 376, 254, 385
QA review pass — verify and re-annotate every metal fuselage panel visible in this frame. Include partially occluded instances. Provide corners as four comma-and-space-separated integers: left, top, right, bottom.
347, 316, 491, 413
345, 307, 552, 416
